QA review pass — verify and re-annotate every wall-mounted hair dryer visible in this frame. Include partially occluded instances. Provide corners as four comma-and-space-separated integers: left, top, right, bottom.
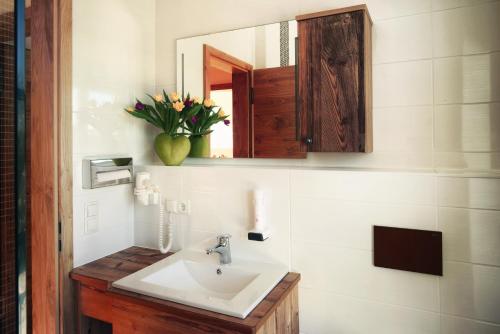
134, 172, 172, 254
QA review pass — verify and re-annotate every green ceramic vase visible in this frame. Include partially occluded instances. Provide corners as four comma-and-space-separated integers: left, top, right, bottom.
154, 133, 191, 166
189, 135, 210, 158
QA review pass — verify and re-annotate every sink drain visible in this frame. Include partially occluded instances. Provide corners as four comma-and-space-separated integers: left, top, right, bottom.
216, 268, 222, 275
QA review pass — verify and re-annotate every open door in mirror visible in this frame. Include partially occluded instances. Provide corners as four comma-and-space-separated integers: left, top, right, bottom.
204, 44, 253, 158
253, 66, 306, 158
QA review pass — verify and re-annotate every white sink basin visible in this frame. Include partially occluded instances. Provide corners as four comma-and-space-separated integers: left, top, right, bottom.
112, 249, 288, 318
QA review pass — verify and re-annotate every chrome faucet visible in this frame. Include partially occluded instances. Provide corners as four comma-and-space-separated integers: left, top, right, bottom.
206, 234, 232, 265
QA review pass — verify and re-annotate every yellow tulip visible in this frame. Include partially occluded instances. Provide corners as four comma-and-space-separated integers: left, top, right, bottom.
170, 92, 180, 102
192, 96, 201, 104
154, 94, 163, 102
218, 109, 225, 117
203, 98, 214, 108
126, 107, 134, 113
173, 101, 184, 112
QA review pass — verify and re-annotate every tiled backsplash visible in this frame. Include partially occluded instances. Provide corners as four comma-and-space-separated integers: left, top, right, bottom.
134, 166, 500, 333
134, 166, 292, 266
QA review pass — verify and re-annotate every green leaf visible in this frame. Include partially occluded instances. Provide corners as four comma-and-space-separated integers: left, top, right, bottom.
128, 111, 162, 129
163, 90, 171, 103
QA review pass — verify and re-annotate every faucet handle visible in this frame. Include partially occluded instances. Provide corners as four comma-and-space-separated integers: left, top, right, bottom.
217, 234, 232, 244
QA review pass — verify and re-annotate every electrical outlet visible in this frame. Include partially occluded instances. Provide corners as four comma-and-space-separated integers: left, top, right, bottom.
177, 200, 191, 215
165, 199, 190, 214
84, 201, 99, 235
84, 217, 99, 235
86, 201, 98, 218
166, 200, 178, 213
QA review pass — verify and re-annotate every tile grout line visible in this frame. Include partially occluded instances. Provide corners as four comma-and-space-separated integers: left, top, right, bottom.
444, 259, 500, 269
369, 0, 500, 23
431, 28, 436, 175
292, 237, 500, 268
299, 285, 441, 316
372, 50, 500, 67
301, 285, 500, 328
291, 193, 500, 211
435, 177, 443, 332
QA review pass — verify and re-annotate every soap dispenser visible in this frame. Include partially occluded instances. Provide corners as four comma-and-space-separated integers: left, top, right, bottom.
248, 189, 271, 241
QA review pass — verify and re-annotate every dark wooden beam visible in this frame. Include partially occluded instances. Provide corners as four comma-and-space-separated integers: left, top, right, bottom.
30, 0, 58, 331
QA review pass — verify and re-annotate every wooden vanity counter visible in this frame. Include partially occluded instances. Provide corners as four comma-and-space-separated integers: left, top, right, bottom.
70, 247, 300, 334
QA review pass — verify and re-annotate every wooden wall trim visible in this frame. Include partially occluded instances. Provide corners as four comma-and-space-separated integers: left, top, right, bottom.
31, 0, 59, 332
57, 0, 74, 332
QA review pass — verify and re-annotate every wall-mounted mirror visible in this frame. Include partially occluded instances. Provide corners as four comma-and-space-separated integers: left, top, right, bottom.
177, 20, 306, 159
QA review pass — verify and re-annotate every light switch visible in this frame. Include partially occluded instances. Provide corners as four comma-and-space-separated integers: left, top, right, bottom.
84, 217, 99, 235
85, 201, 99, 235
86, 201, 98, 218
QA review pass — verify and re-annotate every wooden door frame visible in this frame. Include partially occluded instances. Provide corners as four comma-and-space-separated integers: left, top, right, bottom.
31, 0, 73, 332
203, 44, 254, 158
203, 44, 253, 98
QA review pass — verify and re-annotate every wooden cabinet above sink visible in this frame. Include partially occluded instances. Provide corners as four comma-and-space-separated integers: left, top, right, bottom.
296, 5, 373, 153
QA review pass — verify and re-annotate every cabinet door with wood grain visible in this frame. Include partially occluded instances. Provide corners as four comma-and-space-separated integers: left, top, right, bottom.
253, 66, 306, 159
297, 7, 372, 153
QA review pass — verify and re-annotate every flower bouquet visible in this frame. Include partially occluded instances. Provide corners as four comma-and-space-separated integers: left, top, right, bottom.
184, 98, 230, 158
125, 91, 201, 165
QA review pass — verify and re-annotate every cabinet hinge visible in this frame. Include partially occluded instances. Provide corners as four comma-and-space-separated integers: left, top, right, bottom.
58, 220, 62, 252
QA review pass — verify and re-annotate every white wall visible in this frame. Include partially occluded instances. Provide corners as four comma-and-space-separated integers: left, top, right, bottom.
72, 0, 157, 266
147, 1, 500, 333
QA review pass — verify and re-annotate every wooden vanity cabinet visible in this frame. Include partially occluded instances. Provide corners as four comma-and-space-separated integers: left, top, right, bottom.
71, 247, 300, 334
296, 5, 373, 152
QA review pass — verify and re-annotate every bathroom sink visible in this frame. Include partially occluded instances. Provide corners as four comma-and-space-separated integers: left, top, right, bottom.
112, 250, 288, 318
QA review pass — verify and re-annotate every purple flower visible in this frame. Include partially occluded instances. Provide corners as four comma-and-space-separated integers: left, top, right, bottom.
184, 99, 193, 108
191, 116, 198, 124
135, 102, 145, 110
224, 119, 230, 126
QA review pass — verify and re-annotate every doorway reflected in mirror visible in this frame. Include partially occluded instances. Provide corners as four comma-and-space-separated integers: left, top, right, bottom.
210, 89, 233, 158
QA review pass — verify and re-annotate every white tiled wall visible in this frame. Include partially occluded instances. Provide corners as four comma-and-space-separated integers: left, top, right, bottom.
72, 0, 157, 266
135, 167, 500, 333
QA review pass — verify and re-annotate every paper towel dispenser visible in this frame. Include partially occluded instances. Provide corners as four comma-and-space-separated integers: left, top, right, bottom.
82, 157, 133, 189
